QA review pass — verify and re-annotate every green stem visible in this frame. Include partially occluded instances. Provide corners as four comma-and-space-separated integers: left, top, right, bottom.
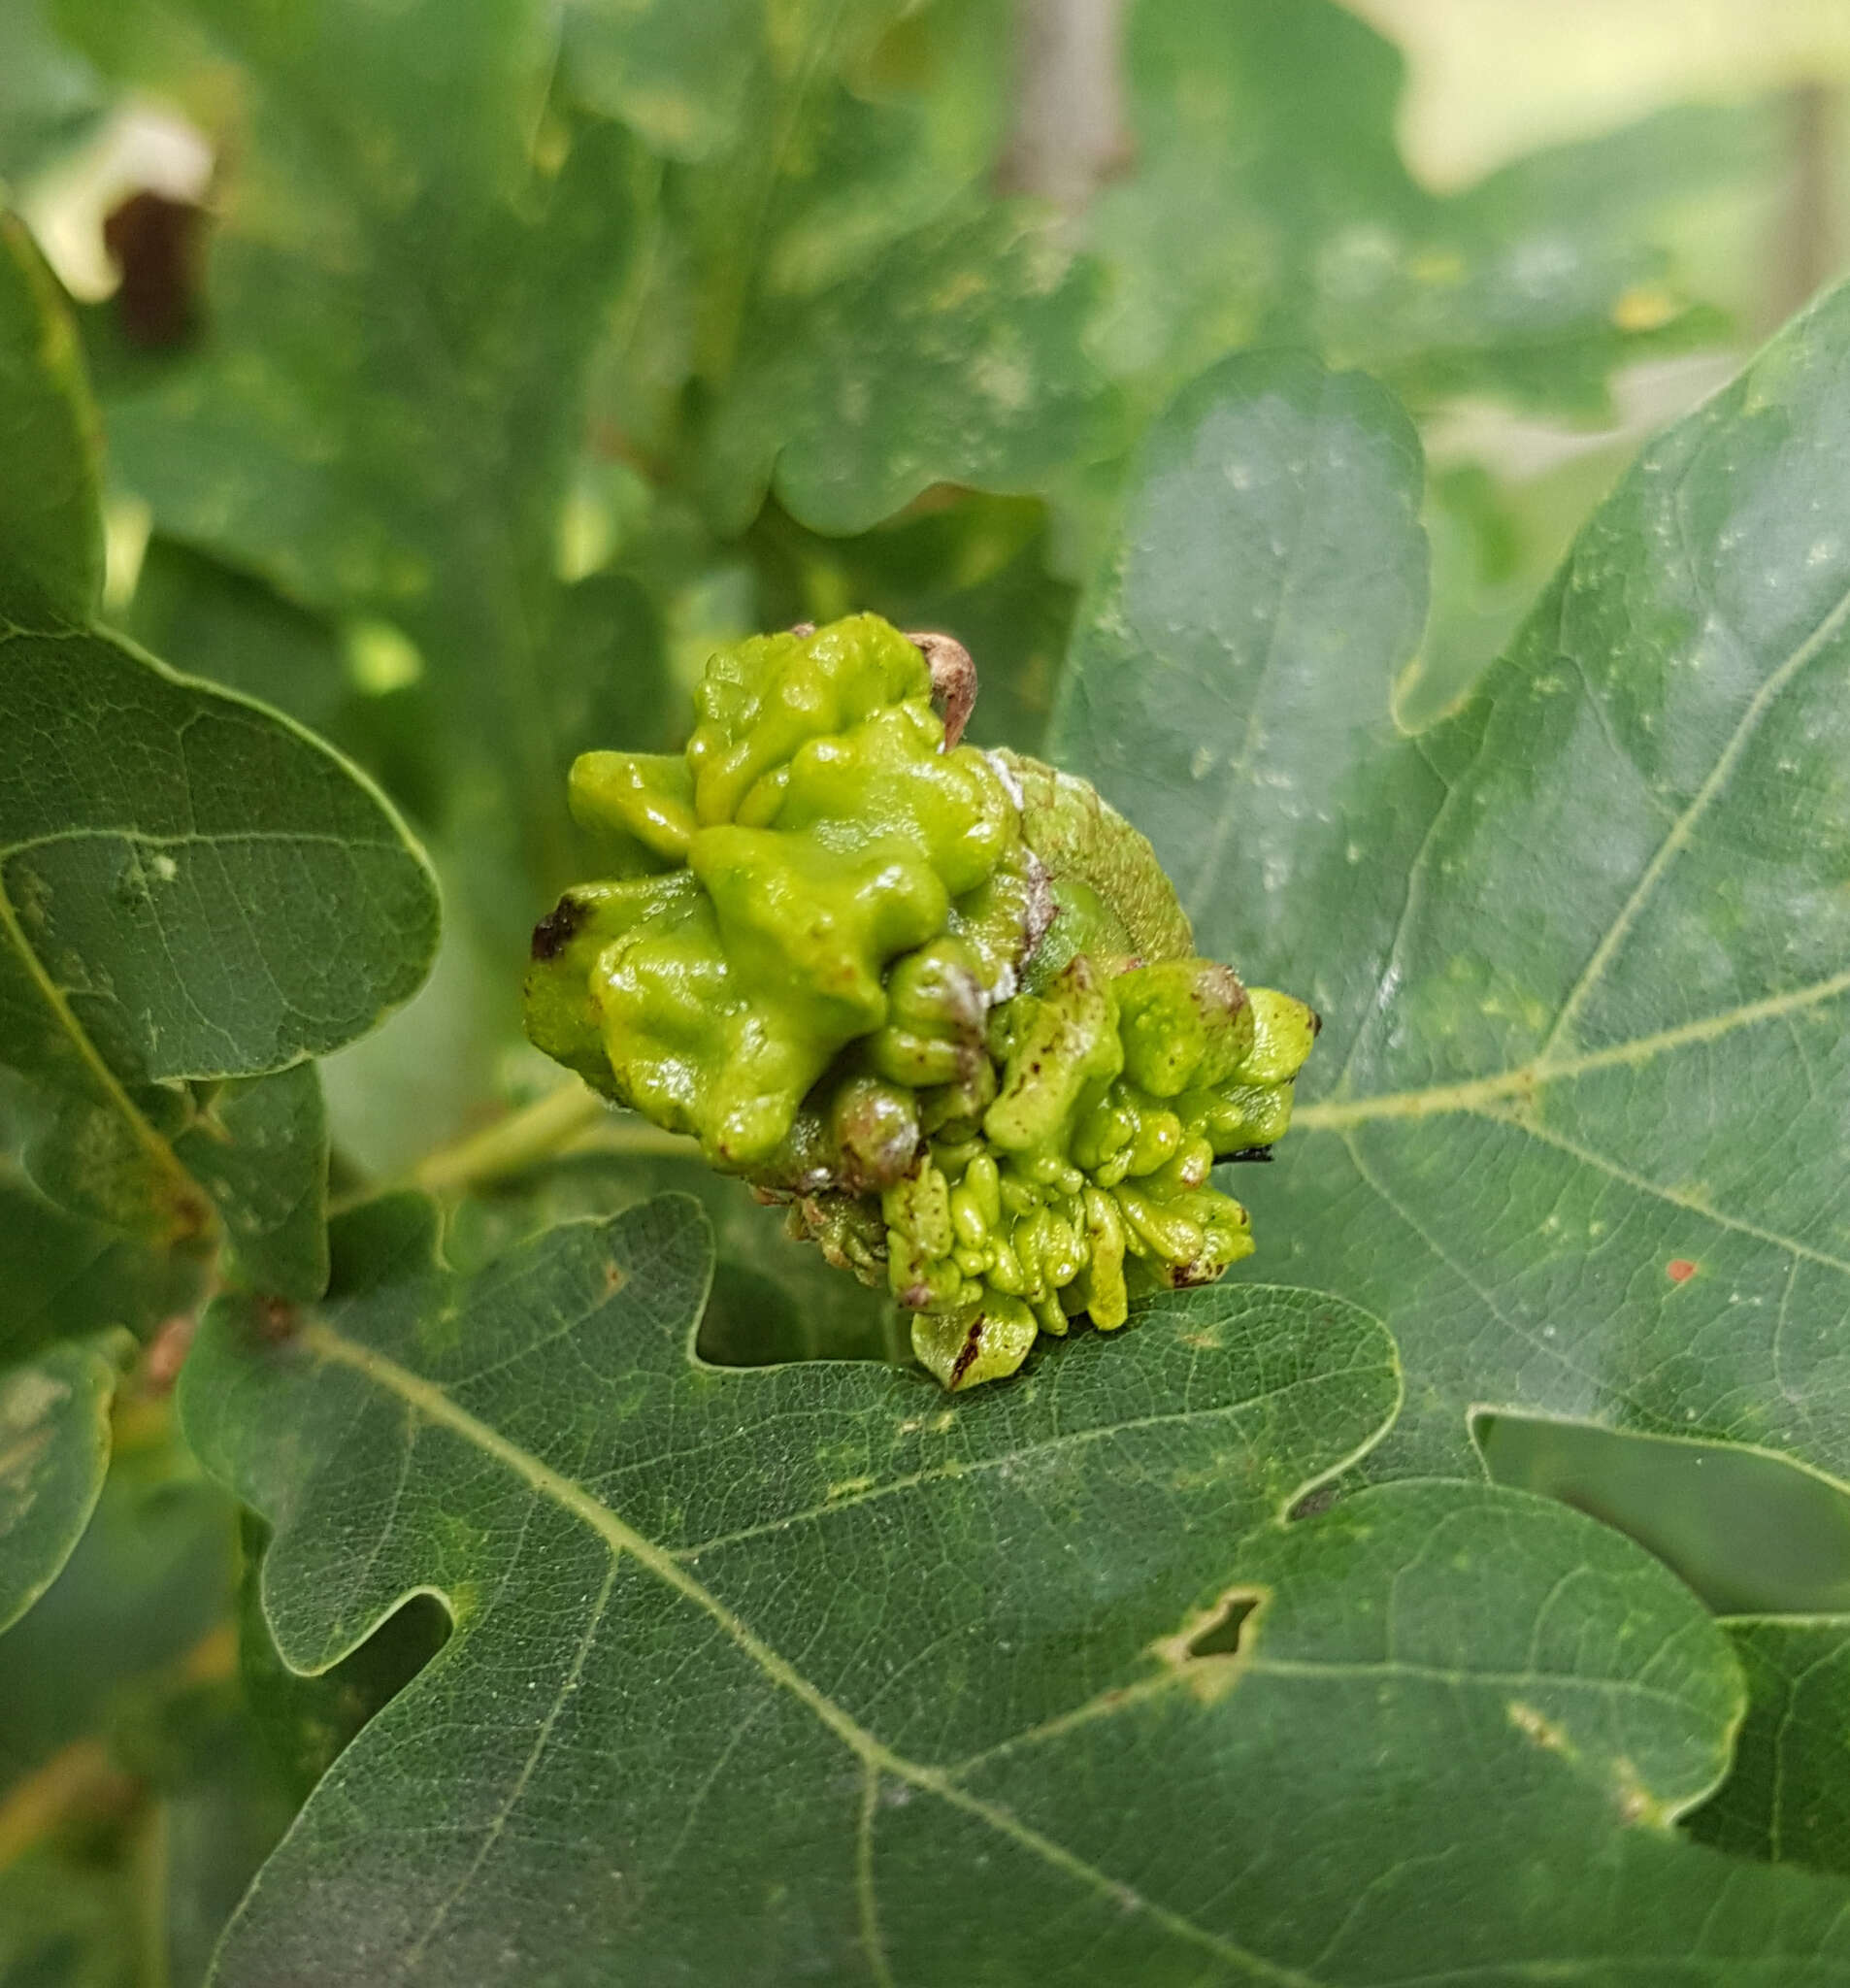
407, 1085, 692, 1200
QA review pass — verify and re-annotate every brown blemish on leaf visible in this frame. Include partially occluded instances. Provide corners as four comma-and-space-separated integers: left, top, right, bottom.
1666, 1258, 1697, 1284
169, 1177, 217, 1250
1507, 1700, 1574, 1758
257, 1296, 300, 1343
602, 1258, 627, 1296
140, 1311, 199, 1394
1611, 1757, 1670, 1828
0, 1736, 141, 1872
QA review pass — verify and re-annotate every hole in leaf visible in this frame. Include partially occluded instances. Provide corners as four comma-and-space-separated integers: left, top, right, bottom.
695, 1262, 902, 1368
1184, 1592, 1260, 1661
1475, 1411, 1850, 1614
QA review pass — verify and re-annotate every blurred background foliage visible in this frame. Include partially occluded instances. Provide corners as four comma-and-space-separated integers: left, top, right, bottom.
8, 0, 1850, 1976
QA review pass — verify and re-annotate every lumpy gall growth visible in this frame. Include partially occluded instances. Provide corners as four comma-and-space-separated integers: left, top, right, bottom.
525, 613, 1317, 1389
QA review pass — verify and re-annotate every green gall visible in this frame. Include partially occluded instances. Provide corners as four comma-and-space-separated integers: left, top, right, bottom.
528, 614, 1031, 1167
525, 613, 1318, 1392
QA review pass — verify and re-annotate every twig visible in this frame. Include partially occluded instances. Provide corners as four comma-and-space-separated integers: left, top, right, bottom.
406, 1085, 692, 1200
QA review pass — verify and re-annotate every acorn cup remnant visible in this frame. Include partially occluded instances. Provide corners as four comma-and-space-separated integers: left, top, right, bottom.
525, 613, 1317, 1390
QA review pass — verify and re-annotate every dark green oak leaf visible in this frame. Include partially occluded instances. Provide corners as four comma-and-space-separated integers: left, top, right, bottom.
171, 1066, 330, 1306
179, 1192, 1392, 1978
176, 1193, 1850, 1980
1049, 346, 1430, 1023
1052, 281, 1850, 1490
237, 1510, 450, 1808
1, 205, 435, 1268
1687, 1616, 1850, 1879
445, 1149, 905, 1368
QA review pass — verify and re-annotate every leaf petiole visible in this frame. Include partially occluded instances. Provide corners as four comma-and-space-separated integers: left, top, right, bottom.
399, 1085, 693, 1203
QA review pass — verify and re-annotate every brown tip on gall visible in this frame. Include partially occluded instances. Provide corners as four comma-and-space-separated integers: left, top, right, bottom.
531, 895, 588, 961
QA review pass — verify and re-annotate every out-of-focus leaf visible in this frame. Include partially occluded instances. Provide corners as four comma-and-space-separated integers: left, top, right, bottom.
702, 203, 1119, 538
0, 1161, 202, 1365
1400, 460, 1545, 731
0, 0, 108, 183
0, 210, 100, 625
1054, 281, 1850, 1490
0, 1405, 233, 1788
0, 1335, 124, 1635
85, 1, 654, 903
315, 873, 527, 1184
563, 0, 766, 162
1089, 0, 1767, 418
542, 570, 672, 810
562, 0, 1007, 189
177, 1200, 1850, 1979
1686, 1616, 1850, 1877
0, 1851, 135, 1988
1479, 1410, 1850, 1616
570, 0, 1108, 537
0, 1698, 290, 1988
125, 538, 452, 836
113, 1673, 296, 1986
625, 0, 1007, 370
0, 1478, 290, 1988
125, 538, 352, 748
564, 0, 932, 172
